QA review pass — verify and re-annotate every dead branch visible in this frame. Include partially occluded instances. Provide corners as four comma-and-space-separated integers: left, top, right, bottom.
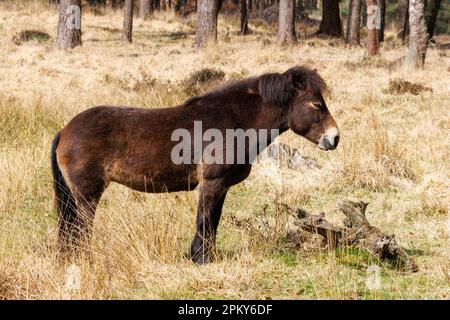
284, 200, 418, 272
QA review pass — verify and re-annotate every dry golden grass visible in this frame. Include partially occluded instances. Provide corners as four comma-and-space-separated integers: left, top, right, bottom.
0, 2, 449, 299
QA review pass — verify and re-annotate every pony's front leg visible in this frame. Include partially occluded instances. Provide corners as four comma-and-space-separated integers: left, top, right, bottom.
190, 179, 228, 264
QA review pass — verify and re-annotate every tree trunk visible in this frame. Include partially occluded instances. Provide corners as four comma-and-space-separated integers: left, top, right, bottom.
319, 0, 342, 37
346, 0, 361, 45
240, 0, 249, 35
379, 0, 385, 41
216, 0, 223, 18
87, 0, 106, 6
360, 0, 367, 26
278, 0, 297, 45
352, 0, 362, 45
195, 0, 218, 48
164, 0, 169, 12
56, 0, 82, 49
425, 0, 441, 39
397, 0, 409, 41
366, 0, 380, 55
139, 0, 153, 19
175, 0, 182, 12
346, 0, 353, 42
405, 0, 428, 68
122, 0, 134, 42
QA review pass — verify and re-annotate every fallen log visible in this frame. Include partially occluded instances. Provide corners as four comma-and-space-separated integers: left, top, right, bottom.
283, 200, 418, 272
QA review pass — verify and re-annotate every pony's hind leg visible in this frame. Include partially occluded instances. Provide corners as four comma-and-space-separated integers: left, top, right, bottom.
58, 170, 106, 256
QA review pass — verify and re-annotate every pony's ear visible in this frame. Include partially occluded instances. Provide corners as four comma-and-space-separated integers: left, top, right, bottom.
257, 72, 295, 107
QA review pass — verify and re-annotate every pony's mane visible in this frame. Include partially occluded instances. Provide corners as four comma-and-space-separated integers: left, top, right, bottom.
181, 66, 327, 108
181, 77, 258, 107
287, 65, 327, 93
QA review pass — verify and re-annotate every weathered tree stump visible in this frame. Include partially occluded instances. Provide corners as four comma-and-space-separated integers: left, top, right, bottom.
284, 200, 418, 272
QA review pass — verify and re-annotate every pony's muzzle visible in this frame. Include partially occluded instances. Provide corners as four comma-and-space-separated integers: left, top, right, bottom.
318, 127, 340, 151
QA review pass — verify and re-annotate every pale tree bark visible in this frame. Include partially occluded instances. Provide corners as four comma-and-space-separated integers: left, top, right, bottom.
122, 0, 134, 42
240, 0, 249, 35
346, 0, 361, 45
278, 0, 296, 45
319, 0, 342, 37
405, 0, 428, 68
56, 0, 82, 49
195, 0, 218, 48
139, 0, 153, 19
425, 0, 441, 39
366, 0, 380, 55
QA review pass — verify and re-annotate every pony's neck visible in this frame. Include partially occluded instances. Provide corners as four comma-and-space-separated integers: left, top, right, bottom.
243, 99, 289, 134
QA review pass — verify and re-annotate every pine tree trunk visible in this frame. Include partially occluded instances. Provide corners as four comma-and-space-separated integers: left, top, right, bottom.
346, 0, 361, 45
170, 0, 176, 14
319, 0, 342, 37
195, 0, 218, 48
88, 0, 106, 6
366, 0, 380, 55
278, 0, 296, 45
425, 0, 441, 39
397, 0, 409, 41
216, 0, 223, 18
240, 0, 249, 35
361, 0, 367, 26
122, 0, 134, 42
346, 0, 354, 42
305, 0, 317, 10
166, 0, 170, 12
379, 0, 385, 42
56, 0, 82, 49
140, 0, 153, 19
405, 0, 428, 68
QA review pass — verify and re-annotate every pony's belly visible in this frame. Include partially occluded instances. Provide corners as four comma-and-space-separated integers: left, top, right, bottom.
108, 162, 199, 193
116, 176, 199, 193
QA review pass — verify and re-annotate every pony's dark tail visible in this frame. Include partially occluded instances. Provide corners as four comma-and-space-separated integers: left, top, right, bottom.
51, 131, 76, 247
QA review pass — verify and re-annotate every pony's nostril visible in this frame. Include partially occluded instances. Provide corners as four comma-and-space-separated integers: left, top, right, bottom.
334, 135, 340, 147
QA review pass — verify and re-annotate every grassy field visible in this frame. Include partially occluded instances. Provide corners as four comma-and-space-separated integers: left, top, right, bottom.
0, 2, 449, 299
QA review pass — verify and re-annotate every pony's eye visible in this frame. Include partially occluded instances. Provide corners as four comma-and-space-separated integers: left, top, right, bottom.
311, 102, 321, 109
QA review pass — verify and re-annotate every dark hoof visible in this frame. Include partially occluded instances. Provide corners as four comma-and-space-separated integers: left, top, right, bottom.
189, 248, 213, 264
190, 236, 215, 264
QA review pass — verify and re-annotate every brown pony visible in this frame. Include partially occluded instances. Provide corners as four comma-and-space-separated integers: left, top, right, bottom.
51, 66, 339, 263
